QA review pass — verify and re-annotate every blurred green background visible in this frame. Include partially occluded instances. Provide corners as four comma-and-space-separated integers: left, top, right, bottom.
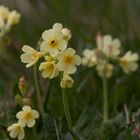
0, 0, 140, 139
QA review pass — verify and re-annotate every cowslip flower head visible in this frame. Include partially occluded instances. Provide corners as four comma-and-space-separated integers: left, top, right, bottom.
0, 6, 9, 20
39, 61, 58, 79
16, 105, 39, 128
82, 49, 97, 67
96, 62, 114, 78
7, 10, 20, 25
60, 73, 74, 88
40, 28, 67, 57
96, 34, 121, 59
20, 45, 43, 68
7, 123, 25, 140
57, 48, 81, 74
119, 51, 139, 74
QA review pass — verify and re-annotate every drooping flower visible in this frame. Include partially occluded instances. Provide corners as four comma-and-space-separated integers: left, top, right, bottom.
20, 45, 43, 68
7, 123, 25, 140
96, 62, 114, 78
119, 51, 139, 74
16, 105, 39, 128
40, 28, 67, 57
60, 73, 74, 88
57, 48, 81, 74
96, 34, 121, 59
39, 61, 58, 79
82, 49, 97, 67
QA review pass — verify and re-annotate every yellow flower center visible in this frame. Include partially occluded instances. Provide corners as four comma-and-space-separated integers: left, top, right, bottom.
23, 112, 33, 121
63, 55, 73, 64
120, 59, 128, 66
15, 125, 22, 133
31, 52, 38, 60
49, 39, 58, 48
46, 63, 55, 72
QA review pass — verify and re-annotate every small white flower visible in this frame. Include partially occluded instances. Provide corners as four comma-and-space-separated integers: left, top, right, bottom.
16, 105, 39, 128
96, 34, 121, 59
7, 123, 25, 140
82, 49, 97, 67
60, 73, 74, 88
21, 45, 43, 68
7, 10, 20, 26
39, 61, 58, 79
119, 51, 139, 74
57, 48, 81, 74
96, 62, 114, 78
40, 29, 67, 57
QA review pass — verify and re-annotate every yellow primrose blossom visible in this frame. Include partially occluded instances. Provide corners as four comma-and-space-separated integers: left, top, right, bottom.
119, 51, 139, 74
0, 6, 9, 20
39, 61, 58, 79
57, 48, 81, 74
41, 28, 67, 57
82, 49, 97, 67
20, 45, 43, 68
7, 10, 20, 26
60, 73, 74, 88
96, 34, 121, 59
7, 123, 25, 140
16, 105, 39, 128
96, 62, 114, 78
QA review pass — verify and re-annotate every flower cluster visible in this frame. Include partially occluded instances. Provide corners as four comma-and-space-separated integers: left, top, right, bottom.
82, 34, 139, 78
21, 23, 81, 88
7, 106, 39, 140
0, 5, 20, 35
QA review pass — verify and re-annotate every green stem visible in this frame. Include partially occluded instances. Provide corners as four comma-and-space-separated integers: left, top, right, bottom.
102, 76, 108, 123
61, 88, 73, 130
33, 63, 44, 115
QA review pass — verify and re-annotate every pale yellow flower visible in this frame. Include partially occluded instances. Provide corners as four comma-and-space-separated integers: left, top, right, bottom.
16, 106, 39, 128
60, 73, 74, 88
39, 61, 58, 79
57, 48, 81, 74
96, 34, 121, 59
119, 51, 139, 74
82, 49, 97, 67
53, 23, 71, 40
7, 10, 20, 25
40, 29, 67, 57
21, 45, 43, 68
96, 62, 114, 78
7, 123, 25, 140
0, 6, 9, 20
52, 23, 63, 31
61, 28, 71, 40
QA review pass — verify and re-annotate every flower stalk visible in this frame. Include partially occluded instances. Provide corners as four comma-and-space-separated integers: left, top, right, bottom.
102, 75, 108, 123
61, 88, 73, 130
33, 63, 44, 115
